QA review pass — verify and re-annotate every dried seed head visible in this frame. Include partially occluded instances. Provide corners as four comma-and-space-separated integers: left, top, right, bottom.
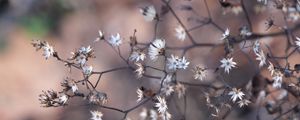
87, 90, 108, 104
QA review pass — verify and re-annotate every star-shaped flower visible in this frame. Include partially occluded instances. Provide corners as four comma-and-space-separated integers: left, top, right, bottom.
220, 57, 237, 74
155, 96, 168, 114
228, 88, 245, 102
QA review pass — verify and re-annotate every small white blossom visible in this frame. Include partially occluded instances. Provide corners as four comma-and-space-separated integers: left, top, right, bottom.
79, 46, 92, 54
87, 91, 108, 104
177, 56, 189, 69
175, 83, 186, 98
162, 85, 174, 96
61, 79, 78, 93
135, 63, 145, 78
240, 26, 252, 37
238, 99, 251, 108
253, 40, 261, 54
136, 88, 144, 102
272, 81, 282, 89
139, 108, 148, 120
221, 28, 230, 40
148, 39, 165, 61
167, 55, 189, 70
58, 94, 68, 105
155, 96, 168, 114
83, 65, 93, 75
296, 37, 300, 47
228, 88, 245, 102
42, 42, 54, 59
175, 25, 186, 41
163, 74, 173, 84
140, 5, 157, 21
150, 109, 158, 120
71, 84, 78, 93
74, 54, 87, 66
268, 62, 275, 76
255, 50, 266, 67
159, 111, 172, 120
220, 57, 237, 74
193, 65, 207, 81
272, 71, 283, 88
32, 40, 55, 60
129, 50, 146, 62
167, 55, 179, 70
90, 110, 103, 120
108, 33, 122, 47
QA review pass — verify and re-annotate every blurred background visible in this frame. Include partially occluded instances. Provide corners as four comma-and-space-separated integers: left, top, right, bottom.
0, 0, 299, 120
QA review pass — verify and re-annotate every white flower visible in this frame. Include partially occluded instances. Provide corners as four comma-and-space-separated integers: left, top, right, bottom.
238, 99, 251, 108
148, 39, 165, 61
220, 57, 237, 74
177, 56, 189, 69
139, 108, 148, 120
71, 84, 78, 93
193, 65, 207, 81
240, 26, 252, 37
166, 55, 189, 70
255, 50, 266, 67
228, 88, 245, 102
62, 79, 78, 93
140, 5, 157, 21
83, 65, 93, 75
272, 71, 283, 88
175, 83, 186, 98
296, 37, 300, 47
108, 33, 122, 47
42, 42, 54, 59
150, 109, 158, 120
253, 40, 261, 54
129, 50, 146, 62
268, 62, 275, 76
159, 111, 172, 120
175, 25, 186, 41
221, 28, 230, 40
79, 46, 92, 54
272, 81, 282, 88
87, 91, 108, 104
163, 74, 173, 84
90, 110, 103, 120
167, 55, 179, 70
59, 94, 68, 105
162, 85, 174, 96
74, 54, 87, 66
155, 96, 168, 114
136, 88, 144, 102
135, 63, 145, 78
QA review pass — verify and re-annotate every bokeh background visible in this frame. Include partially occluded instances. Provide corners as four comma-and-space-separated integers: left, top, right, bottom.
0, 0, 299, 120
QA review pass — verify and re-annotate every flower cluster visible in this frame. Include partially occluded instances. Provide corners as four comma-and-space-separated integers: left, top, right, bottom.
38, 90, 68, 107
31, 40, 54, 59
167, 54, 190, 70
253, 41, 266, 67
69, 46, 95, 66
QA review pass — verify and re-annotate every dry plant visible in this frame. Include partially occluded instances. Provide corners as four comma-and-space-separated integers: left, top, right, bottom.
32, 0, 300, 119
